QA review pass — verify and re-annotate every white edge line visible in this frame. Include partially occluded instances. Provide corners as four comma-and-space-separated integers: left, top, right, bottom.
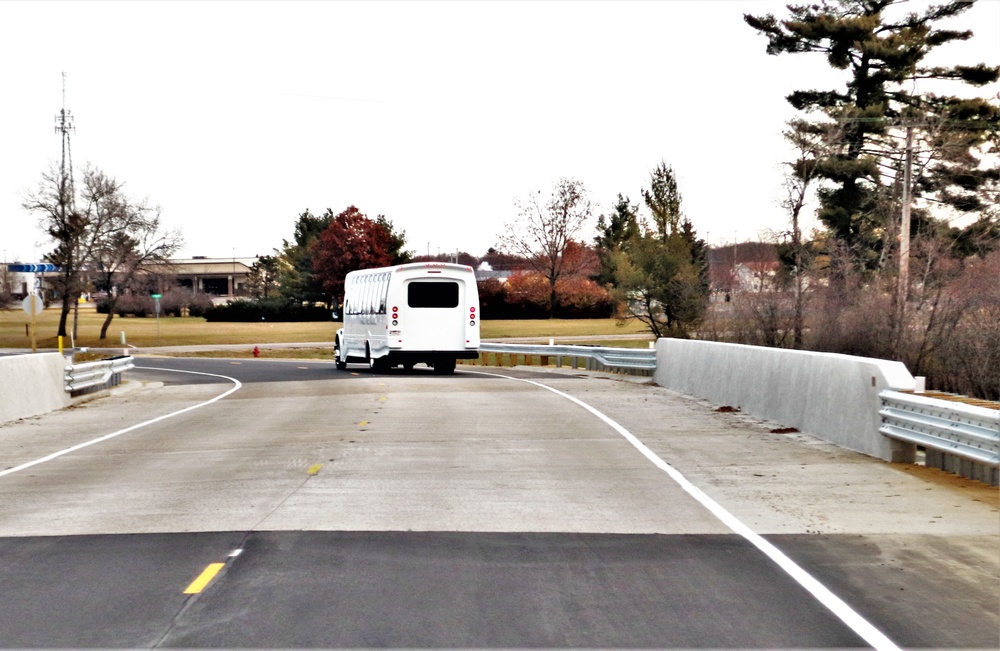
467, 369, 900, 651
0, 367, 242, 479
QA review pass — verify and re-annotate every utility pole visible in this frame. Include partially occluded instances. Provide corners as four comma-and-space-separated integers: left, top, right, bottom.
895, 125, 914, 356
55, 71, 75, 199
54, 71, 79, 342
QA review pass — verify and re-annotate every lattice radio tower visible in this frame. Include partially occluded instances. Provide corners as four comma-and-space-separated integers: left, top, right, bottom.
54, 71, 75, 201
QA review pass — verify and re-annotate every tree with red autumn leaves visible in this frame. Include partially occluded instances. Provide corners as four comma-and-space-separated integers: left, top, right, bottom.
502, 241, 612, 318
310, 206, 399, 304
501, 178, 594, 317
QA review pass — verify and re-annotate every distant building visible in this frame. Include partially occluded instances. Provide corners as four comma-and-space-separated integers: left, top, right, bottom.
474, 261, 513, 283
148, 256, 258, 303
1, 264, 33, 299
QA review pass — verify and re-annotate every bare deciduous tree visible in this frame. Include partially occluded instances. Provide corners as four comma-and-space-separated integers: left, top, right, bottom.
23, 163, 181, 340
91, 201, 181, 339
779, 118, 835, 348
22, 162, 83, 337
501, 178, 594, 317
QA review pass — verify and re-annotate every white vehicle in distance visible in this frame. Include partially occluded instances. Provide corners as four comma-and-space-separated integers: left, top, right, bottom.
334, 262, 480, 374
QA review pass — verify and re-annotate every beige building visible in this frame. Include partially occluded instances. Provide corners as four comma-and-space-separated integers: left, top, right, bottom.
151, 256, 258, 303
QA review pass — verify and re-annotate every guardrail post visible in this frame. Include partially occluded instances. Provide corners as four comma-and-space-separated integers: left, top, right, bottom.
880, 390, 999, 485
478, 342, 656, 375
890, 439, 917, 464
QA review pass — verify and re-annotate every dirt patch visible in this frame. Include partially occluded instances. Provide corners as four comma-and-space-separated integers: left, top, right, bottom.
893, 463, 1000, 507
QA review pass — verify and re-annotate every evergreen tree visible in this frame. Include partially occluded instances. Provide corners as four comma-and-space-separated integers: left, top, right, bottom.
594, 193, 639, 286
375, 215, 414, 265
611, 232, 708, 339
746, 0, 999, 272
612, 166, 708, 338
276, 209, 333, 303
642, 162, 682, 241
247, 255, 281, 298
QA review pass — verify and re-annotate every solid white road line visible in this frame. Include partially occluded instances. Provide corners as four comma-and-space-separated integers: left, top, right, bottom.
0, 368, 242, 479
469, 369, 900, 651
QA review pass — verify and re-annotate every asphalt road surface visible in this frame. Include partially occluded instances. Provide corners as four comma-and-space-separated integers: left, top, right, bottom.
0, 357, 996, 648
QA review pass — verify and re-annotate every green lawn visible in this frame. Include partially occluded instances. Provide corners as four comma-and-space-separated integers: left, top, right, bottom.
0, 304, 652, 350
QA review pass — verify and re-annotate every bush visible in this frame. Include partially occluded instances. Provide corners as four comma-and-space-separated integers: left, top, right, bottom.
96, 294, 155, 317
483, 272, 615, 319
203, 297, 332, 322
159, 289, 215, 317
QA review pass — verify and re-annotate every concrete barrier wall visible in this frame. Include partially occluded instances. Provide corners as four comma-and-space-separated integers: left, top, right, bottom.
654, 339, 916, 461
0, 353, 71, 425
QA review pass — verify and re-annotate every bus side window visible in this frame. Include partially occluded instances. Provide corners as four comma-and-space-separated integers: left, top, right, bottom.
379, 273, 388, 314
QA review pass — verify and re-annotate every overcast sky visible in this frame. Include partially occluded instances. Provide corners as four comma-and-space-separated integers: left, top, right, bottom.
2, 0, 998, 264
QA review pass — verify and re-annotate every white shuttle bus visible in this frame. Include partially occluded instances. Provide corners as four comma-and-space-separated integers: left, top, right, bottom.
335, 262, 480, 374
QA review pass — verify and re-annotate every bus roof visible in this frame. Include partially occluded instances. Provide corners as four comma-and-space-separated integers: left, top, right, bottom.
346, 262, 475, 277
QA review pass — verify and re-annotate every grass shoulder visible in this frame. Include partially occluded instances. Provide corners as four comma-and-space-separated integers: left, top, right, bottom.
0, 305, 651, 350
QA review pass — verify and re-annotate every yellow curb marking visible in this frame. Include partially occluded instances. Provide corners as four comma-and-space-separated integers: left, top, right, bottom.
184, 562, 226, 594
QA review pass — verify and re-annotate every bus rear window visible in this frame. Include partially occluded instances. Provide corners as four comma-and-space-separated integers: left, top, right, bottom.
408, 281, 459, 308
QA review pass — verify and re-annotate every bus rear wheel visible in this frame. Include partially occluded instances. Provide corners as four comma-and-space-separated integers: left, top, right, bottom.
433, 358, 456, 375
334, 339, 347, 370
367, 346, 389, 373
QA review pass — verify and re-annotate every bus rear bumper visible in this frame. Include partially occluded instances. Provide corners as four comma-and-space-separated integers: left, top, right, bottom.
386, 350, 480, 362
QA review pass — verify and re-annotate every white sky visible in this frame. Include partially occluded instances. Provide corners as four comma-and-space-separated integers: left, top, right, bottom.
1, 0, 998, 263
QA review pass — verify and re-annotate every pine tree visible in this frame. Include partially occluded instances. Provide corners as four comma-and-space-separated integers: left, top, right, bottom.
746, 0, 999, 271
594, 193, 639, 286
642, 162, 682, 241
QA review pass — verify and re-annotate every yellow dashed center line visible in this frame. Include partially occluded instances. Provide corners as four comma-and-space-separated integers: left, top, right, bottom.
184, 562, 226, 594
359, 420, 369, 427
307, 463, 324, 475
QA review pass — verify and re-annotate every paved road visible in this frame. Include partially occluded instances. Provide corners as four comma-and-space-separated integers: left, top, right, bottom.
0, 357, 996, 648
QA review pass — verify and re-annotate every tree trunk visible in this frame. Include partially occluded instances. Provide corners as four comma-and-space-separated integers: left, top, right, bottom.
57, 293, 72, 338
99, 303, 116, 340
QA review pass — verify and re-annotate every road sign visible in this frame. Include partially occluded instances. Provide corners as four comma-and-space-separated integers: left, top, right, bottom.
8, 263, 59, 273
151, 293, 162, 299
22, 294, 44, 316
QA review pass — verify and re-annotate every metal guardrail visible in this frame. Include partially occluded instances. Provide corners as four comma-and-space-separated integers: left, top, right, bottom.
65, 355, 135, 394
879, 390, 1000, 468
479, 342, 657, 372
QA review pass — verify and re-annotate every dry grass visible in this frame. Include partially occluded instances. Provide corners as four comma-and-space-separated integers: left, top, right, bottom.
0, 304, 652, 350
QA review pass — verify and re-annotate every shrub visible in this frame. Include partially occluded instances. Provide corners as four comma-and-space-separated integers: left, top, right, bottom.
203, 297, 332, 322
98, 294, 155, 317
158, 288, 215, 317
